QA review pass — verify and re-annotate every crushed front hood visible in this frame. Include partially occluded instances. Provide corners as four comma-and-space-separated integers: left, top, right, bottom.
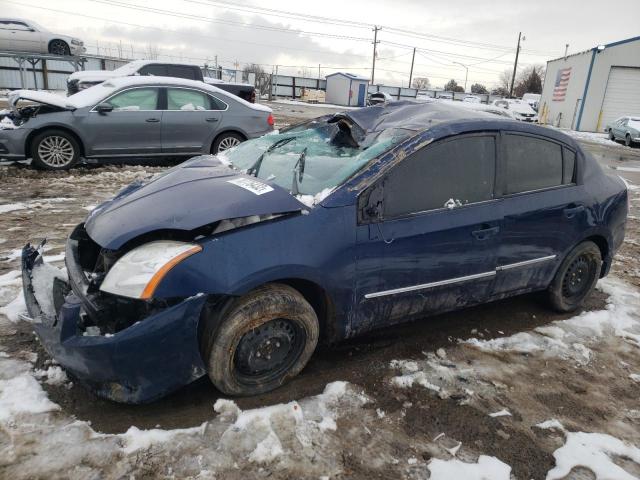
85, 155, 307, 250
8, 90, 75, 111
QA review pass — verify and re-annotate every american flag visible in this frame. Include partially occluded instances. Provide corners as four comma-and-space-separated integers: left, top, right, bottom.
552, 67, 571, 101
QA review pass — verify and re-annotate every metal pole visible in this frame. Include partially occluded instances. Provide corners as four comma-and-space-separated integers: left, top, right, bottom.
274, 65, 278, 100
318, 63, 321, 79
509, 32, 522, 98
564, 44, 569, 60
408, 47, 416, 88
464, 66, 468, 92
371, 26, 380, 84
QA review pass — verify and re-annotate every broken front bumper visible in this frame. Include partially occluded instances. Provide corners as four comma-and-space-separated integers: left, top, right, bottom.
22, 244, 208, 404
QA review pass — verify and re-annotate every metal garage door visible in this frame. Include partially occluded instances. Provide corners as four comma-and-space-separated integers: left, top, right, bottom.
600, 67, 640, 129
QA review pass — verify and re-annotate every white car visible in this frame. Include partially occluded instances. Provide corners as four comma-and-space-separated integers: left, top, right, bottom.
492, 99, 538, 123
462, 95, 482, 103
0, 18, 85, 56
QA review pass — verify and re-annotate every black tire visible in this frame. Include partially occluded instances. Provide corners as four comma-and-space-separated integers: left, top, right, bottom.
547, 241, 602, 313
48, 39, 70, 56
608, 130, 615, 141
212, 132, 245, 154
203, 283, 319, 396
31, 129, 80, 170
625, 134, 632, 147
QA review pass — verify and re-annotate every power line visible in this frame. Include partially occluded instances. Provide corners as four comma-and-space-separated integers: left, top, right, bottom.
86, 0, 372, 43
7, 1, 372, 59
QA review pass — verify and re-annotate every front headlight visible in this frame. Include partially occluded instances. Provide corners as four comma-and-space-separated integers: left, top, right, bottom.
71, 38, 83, 46
100, 241, 202, 299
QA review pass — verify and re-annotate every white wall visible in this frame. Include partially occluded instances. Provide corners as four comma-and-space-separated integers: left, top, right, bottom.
539, 50, 591, 130
540, 38, 640, 131
325, 75, 350, 106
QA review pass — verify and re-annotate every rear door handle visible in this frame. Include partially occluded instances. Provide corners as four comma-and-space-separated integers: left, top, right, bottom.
145, 118, 160, 123
563, 204, 585, 219
206, 117, 219, 122
472, 225, 500, 240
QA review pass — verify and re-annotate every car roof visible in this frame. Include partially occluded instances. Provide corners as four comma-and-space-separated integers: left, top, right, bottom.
124, 59, 201, 68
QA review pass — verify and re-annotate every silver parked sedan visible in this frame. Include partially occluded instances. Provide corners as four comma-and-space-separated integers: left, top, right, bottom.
0, 76, 274, 170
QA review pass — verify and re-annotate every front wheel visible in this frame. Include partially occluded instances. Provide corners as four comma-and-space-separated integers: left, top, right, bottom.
546, 241, 602, 313
608, 130, 615, 141
31, 130, 80, 170
202, 284, 319, 396
625, 134, 632, 147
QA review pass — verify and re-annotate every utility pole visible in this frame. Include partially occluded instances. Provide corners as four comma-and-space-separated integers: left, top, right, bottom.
318, 64, 321, 79
509, 31, 522, 98
274, 64, 279, 100
453, 61, 469, 92
371, 26, 380, 84
408, 47, 416, 89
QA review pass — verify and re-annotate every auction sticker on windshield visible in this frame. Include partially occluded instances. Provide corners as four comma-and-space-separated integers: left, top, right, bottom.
227, 178, 274, 195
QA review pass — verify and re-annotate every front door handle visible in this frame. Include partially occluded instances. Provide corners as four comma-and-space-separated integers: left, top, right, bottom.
563, 204, 585, 219
472, 225, 500, 241
145, 118, 160, 123
206, 117, 219, 122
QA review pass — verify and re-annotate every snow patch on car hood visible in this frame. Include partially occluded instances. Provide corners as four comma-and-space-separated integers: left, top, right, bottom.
8, 90, 74, 111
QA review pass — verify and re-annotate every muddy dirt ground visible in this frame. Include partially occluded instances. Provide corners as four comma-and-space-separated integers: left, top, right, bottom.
1, 103, 639, 479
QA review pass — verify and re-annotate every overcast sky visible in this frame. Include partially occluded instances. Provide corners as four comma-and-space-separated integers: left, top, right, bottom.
3, 0, 639, 88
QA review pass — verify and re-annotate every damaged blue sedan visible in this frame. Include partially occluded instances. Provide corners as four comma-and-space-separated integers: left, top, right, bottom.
22, 101, 628, 403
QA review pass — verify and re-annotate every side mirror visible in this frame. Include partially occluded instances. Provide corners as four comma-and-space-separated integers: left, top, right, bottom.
359, 182, 384, 224
95, 103, 113, 114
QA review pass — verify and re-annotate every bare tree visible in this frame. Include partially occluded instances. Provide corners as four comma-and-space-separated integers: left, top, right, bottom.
243, 64, 271, 95
145, 44, 159, 60
412, 77, 431, 90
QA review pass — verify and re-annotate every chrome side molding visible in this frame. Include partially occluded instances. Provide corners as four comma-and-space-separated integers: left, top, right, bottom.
364, 255, 557, 299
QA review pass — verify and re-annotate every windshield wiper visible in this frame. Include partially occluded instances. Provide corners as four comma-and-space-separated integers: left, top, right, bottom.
291, 147, 307, 196
247, 137, 296, 177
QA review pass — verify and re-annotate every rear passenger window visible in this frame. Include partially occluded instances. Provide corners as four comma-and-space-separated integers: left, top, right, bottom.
382, 135, 496, 219
563, 148, 576, 184
167, 66, 198, 80
504, 135, 562, 194
138, 65, 167, 76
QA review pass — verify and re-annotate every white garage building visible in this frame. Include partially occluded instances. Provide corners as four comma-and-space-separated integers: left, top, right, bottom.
325, 72, 369, 107
539, 35, 640, 132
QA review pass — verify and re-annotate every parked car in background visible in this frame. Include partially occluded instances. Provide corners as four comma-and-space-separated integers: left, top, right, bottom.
0, 18, 85, 56
462, 95, 482, 103
203, 77, 256, 103
522, 93, 541, 112
0, 76, 274, 169
22, 101, 627, 403
67, 60, 205, 94
492, 99, 538, 123
452, 100, 516, 119
436, 92, 453, 100
368, 91, 393, 105
606, 116, 640, 147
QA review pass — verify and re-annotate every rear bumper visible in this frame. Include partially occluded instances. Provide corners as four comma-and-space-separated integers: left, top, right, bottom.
22, 243, 208, 404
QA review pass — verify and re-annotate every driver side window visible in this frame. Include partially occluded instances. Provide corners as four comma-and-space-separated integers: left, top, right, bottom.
376, 134, 497, 220
105, 88, 159, 111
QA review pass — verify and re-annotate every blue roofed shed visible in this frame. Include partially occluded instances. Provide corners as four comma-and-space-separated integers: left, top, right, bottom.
325, 72, 370, 107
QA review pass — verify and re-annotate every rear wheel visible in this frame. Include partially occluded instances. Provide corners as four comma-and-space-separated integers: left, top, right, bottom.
48, 40, 70, 56
546, 241, 602, 313
31, 130, 80, 170
212, 132, 244, 154
202, 284, 319, 396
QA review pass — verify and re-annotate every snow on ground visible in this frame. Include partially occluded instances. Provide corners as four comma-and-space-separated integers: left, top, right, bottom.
537, 420, 640, 480
428, 455, 511, 480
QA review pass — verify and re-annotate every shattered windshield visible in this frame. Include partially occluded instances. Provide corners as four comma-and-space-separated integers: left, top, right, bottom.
218, 121, 410, 198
